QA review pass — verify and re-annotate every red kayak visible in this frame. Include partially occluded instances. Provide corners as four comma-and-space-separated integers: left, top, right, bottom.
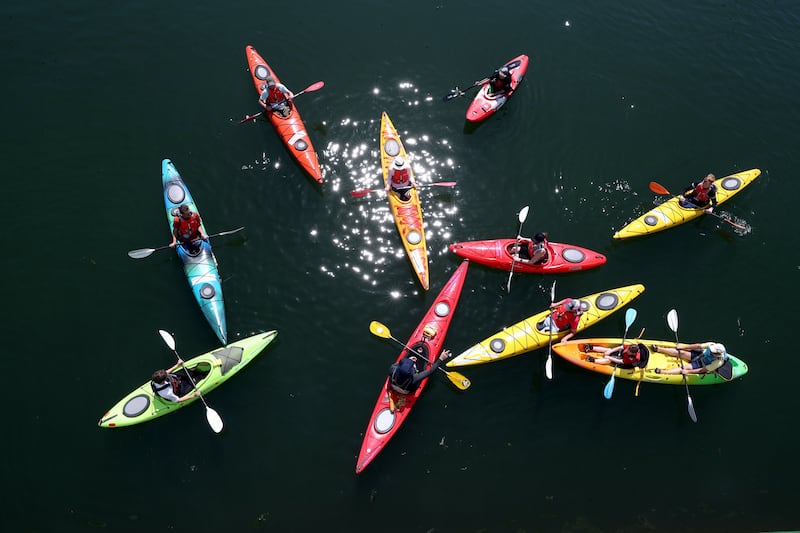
449, 239, 606, 274
466, 54, 529, 123
244, 45, 323, 183
355, 260, 470, 474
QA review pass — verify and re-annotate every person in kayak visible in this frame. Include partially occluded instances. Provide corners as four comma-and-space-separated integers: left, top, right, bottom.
511, 232, 548, 264
584, 343, 650, 369
150, 360, 202, 403
480, 66, 513, 95
679, 173, 718, 213
385, 156, 417, 201
540, 298, 583, 343
259, 76, 294, 118
388, 325, 450, 397
170, 204, 208, 255
652, 342, 728, 374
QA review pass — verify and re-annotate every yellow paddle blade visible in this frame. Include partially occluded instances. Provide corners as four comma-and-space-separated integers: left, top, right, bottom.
369, 321, 391, 339
444, 370, 471, 390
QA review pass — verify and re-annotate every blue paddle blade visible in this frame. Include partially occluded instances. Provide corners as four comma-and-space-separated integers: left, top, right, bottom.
625, 308, 637, 328
603, 372, 615, 399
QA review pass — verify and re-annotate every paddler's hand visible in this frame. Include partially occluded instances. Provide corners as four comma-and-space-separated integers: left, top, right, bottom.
439, 350, 451, 361
704, 207, 713, 214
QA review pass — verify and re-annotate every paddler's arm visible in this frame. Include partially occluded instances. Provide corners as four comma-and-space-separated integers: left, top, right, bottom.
177, 390, 201, 402
411, 350, 451, 384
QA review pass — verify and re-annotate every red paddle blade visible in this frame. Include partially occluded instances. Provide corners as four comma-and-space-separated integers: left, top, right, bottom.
648, 181, 671, 195
349, 189, 380, 198
304, 81, 325, 92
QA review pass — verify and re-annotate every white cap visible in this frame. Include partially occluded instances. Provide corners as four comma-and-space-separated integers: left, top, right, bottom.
393, 156, 405, 168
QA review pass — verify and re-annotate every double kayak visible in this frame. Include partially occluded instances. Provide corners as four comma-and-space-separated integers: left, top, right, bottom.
245, 45, 323, 183
449, 239, 606, 274
466, 54, 529, 123
162, 159, 227, 345
380, 112, 429, 290
356, 260, 469, 474
553, 338, 749, 385
447, 284, 645, 367
98, 330, 277, 428
613, 169, 761, 239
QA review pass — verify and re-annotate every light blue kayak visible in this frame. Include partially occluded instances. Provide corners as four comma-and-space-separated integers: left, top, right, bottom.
161, 159, 227, 344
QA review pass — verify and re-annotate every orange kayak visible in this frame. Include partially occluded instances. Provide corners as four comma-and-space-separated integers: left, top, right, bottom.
379, 112, 429, 290
244, 45, 323, 183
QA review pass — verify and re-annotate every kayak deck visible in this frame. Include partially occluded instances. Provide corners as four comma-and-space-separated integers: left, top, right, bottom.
449, 239, 606, 274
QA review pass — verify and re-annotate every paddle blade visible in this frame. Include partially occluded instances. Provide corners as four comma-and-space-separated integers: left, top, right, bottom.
303, 81, 325, 93
128, 248, 156, 259
550, 280, 557, 303
214, 226, 246, 237
158, 329, 176, 351
625, 308, 637, 329
545, 353, 553, 380
666, 309, 679, 333
444, 370, 471, 390
350, 189, 380, 198
239, 112, 263, 124
649, 181, 671, 195
518, 205, 530, 223
687, 396, 698, 422
603, 373, 616, 399
442, 89, 463, 102
369, 321, 391, 339
206, 407, 224, 433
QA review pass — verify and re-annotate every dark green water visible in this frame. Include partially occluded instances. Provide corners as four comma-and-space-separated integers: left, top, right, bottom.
3, 1, 799, 531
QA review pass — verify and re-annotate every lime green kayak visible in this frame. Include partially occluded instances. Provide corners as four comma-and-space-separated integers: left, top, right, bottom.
613, 169, 760, 239
447, 284, 645, 367
98, 331, 277, 428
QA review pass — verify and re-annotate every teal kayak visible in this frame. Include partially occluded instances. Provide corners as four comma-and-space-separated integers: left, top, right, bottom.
162, 159, 227, 344
98, 330, 277, 428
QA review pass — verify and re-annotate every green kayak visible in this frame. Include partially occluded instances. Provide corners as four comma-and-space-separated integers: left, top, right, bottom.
98, 331, 277, 428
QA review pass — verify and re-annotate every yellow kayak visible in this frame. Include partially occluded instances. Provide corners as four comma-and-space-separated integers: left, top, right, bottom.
447, 284, 645, 367
553, 338, 748, 385
613, 169, 760, 239
380, 112, 429, 290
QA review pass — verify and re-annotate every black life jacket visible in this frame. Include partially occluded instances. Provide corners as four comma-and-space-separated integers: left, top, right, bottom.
391, 358, 417, 394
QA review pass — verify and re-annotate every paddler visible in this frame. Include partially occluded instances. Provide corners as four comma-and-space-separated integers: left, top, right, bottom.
150, 361, 202, 403
170, 204, 208, 255
541, 298, 584, 343
387, 325, 450, 398
385, 156, 417, 201
477, 65, 513, 95
259, 76, 294, 118
511, 232, 548, 265
584, 343, 650, 369
679, 173, 718, 213
652, 342, 728, 375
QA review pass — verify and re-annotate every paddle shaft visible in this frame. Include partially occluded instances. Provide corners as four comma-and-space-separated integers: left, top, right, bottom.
667, 310, 698, 422
240, 81, 325, 123
384, 334, 469, 389
128, 226, 245, 259
507, 205, 530, 293
349, 181, 456, 198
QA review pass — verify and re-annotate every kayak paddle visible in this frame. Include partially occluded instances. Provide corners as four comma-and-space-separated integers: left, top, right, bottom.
349, 181, 457, 199
127, 226, 245, 259
666, 309, 698, 423
158, 329, 224, 433
648, 181, 747, 230
239, 80, 325, 124
506, 205, 530, 293
544, 280, 556, 380
369, 320, 470, 390
442, 60, 523, 101
603, 308, 637, 399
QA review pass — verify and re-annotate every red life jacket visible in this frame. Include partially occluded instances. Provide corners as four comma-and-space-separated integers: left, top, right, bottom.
173, 213, 201, 242
691, 183, 711, 204
390, 167, 411, 187
553, 303, 578, 329
267, 86, 287, 106
621, 345, 641, 366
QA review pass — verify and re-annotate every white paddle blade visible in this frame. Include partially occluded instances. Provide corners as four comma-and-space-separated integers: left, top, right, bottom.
667, 309, 678, 333
206, 407, 224, 433
687, 398, 698, 423
158, 329, 176, 350
518, 205, 530, 223
545, 355, 553, 380
550, 281, 556, 302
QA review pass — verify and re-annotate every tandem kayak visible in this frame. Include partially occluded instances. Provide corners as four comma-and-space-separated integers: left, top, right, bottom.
553, 338, 748, 385
613, 169, 761, 239
245, 45, 323, 183
447, 284, 645, 367
466, 54, 529, 123
449, 239, 606, 274
162, 159, 227, 345
380, 112, 429, 290
356, 260, 469, 474
98, 330, 277, 428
